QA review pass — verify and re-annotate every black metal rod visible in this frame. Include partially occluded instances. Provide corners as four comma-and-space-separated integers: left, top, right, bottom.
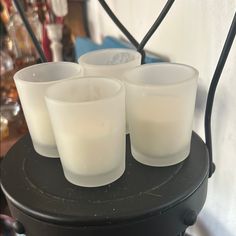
13, 0, 47, 62
205, 12, 236, 178
137, 0, 175, 52
98, 0, 146, 63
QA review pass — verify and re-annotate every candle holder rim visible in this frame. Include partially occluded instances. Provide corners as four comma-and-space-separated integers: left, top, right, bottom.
78, 48, 142, 68
45, 76, 125, 105
124, 62, 199, 88
13, 62, 82, 85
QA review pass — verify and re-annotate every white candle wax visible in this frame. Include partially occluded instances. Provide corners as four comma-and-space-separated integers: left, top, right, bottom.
129, 96, 192, 158
130, 118, 189, 157
24, 107, 56, 147
56, 122, 124, 176
14, 62, 83, 157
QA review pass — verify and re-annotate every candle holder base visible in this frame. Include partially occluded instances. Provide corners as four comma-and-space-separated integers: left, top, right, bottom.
1, 132, 209, 236
62, 161, 125, 187
33, 142, 59, 158
131, 144, 190, 167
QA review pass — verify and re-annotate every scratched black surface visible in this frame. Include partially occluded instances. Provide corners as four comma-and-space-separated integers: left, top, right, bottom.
0, 133, 208, 226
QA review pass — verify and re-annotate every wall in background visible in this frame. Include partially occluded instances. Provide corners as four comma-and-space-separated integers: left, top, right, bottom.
87, 1, 236, 235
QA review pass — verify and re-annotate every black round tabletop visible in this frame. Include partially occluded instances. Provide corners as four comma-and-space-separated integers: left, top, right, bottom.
0, 132, 209, 226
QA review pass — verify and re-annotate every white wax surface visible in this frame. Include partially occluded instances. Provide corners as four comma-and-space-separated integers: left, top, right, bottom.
131, 118, 189, 157
57, 122, 124, 176
26, 108, 56, 146
129, 96, 192, 157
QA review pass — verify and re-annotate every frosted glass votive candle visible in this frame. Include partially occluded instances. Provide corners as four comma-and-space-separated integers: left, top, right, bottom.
45, 77, 126, 187
79, 48, 141, 133
14, 62, 82, 157
78, 48, 141, 79
124, 63, 198, 166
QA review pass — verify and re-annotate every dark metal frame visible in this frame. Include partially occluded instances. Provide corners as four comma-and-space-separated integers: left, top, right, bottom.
204, 12, 236, 177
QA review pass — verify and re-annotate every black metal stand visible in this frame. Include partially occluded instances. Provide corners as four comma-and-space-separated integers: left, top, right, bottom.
1, 133, 208, 236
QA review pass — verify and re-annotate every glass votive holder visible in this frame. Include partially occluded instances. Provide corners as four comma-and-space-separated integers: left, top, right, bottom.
79, 48, 141, 133
124, 63, 198, 167
78, 48, 142, 79
45, 77, 126, 187
14, 62, 82, 157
